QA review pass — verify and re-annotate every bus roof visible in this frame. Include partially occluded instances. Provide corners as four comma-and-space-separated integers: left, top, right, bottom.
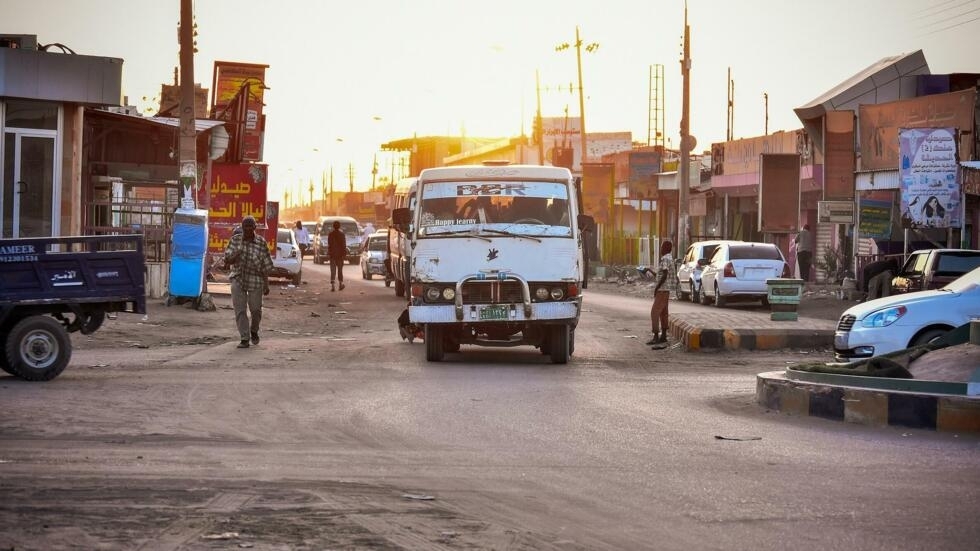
418, 164, 573, 183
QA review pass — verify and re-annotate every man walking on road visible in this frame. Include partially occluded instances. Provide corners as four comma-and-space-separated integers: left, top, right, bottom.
223, 216, 274, 348
647, 240, 673, 350
294, 220, 311, 256
328, 220, 347, 292
795, 223, 814, 282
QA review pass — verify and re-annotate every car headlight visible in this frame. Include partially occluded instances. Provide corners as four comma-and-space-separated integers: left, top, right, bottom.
535, 287, 549, 300
549, 287, 564, 300
861, 305, 907, 328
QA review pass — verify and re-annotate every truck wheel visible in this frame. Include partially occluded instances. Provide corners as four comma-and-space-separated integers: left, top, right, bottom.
425, 325, 444, 362
549, 325, 569, 364
0, 352, 14, 376
78, 310, 105, 335
5, 315, 72, 381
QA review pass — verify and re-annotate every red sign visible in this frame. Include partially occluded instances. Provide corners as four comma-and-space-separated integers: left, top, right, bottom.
203, 163, 270, 255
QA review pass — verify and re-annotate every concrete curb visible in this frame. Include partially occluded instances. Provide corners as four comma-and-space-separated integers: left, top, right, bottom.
671, 316, 831, 351
757, 371, 980, 433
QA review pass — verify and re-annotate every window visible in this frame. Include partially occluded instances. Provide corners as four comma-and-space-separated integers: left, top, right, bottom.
730, 245, 782, 260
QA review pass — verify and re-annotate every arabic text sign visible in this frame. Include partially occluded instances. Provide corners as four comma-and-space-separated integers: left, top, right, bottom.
899, 127, 960, 229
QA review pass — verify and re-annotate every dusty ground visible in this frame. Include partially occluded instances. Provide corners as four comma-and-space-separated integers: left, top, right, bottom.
77, 276, 854, 353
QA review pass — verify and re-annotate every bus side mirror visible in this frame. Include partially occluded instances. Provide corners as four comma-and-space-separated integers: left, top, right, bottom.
392, 207, 411, 231
577, 214, 595, 232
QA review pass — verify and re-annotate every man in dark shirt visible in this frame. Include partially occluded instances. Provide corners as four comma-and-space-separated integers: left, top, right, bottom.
327, 220, 347, 291
223, 216, 274, 348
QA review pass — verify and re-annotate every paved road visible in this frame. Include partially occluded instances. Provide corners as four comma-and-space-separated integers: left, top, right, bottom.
1, 263, 977, 550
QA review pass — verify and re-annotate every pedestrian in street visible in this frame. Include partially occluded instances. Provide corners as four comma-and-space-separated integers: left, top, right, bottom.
795, 223, 814, 282
361, 221, 376, 242
223, 216, 274, 348
862, 257, 899, 300
647, 240, 674, 349
328, 220, 347, 291
294, 220, 311, 256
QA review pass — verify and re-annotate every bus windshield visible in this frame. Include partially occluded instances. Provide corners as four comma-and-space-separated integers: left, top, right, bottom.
417, 180, 571, 237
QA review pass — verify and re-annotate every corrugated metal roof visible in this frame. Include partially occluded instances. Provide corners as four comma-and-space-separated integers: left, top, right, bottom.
87, 109, 225, 133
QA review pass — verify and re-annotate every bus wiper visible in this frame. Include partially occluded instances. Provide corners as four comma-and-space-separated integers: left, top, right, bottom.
427, 228, 492, 241
481, 228, 542, 242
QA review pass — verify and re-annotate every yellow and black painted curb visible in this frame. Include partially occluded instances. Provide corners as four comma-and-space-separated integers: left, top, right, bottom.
756, 371, 980, 433
671, 318, 830, 351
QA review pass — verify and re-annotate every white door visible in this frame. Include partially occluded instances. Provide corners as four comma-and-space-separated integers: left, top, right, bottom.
2, 130, 56, 238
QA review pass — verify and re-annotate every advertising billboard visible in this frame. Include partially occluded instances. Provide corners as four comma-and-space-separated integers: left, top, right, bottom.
860, 88, 975, 171
899, 127, 960, 229
211, 61, 269, 162
758, 154, 800, 232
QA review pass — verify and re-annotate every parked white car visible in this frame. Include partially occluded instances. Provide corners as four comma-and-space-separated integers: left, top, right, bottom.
699, 241, 789, 307
834, 266, 980, 361
676, 239, 741, 303
270, 228, 303, 285
359, 230, 390, 282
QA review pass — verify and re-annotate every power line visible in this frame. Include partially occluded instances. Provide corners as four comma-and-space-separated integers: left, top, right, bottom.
915, 0, 977, 18
917, 13, 980, 35
910, 0, 960, 15
920, 3, 980, 26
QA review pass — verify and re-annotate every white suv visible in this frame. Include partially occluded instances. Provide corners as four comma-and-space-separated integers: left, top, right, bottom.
270, 228, 303, 285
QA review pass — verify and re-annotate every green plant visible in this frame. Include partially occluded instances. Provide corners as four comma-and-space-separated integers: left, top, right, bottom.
817, 246, 850, 284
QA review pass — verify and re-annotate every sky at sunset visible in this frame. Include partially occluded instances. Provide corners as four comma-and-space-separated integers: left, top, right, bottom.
4, 0, 979, 202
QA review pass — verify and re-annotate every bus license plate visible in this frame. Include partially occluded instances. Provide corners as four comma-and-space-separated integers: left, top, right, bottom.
479, 305, 509, 320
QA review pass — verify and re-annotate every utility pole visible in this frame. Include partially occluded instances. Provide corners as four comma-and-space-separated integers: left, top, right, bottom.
556, 27, 597, 170
678, 3, 693, 258
177, 0, 197, 209
763, 92, 769, 135
535, 69, 545, 165
348, 163, 355, 193
727, 67, 734, 142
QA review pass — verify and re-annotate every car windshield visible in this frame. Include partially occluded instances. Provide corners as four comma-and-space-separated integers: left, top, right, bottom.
944, 266, 980, 292
417, 180, 572, 237
368, 237, 387, 251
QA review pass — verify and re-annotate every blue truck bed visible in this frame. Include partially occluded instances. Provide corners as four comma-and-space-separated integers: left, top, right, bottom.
0, 234, 146, 381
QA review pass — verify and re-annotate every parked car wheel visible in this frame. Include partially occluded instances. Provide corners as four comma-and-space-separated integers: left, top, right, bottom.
911, 327, 951, 347
291, 270, 302, 286
700, 288, 712, 305
676, 283, 689, 301
714, 285, 727, 307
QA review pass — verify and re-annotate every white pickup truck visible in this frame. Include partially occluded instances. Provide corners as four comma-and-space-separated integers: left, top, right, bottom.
392, 163, 593, 363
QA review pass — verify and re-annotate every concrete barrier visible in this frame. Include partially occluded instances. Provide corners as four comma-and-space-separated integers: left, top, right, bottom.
145, 262, 169, 298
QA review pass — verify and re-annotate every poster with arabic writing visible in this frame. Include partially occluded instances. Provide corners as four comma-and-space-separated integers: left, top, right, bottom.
899, 127, 960, 229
